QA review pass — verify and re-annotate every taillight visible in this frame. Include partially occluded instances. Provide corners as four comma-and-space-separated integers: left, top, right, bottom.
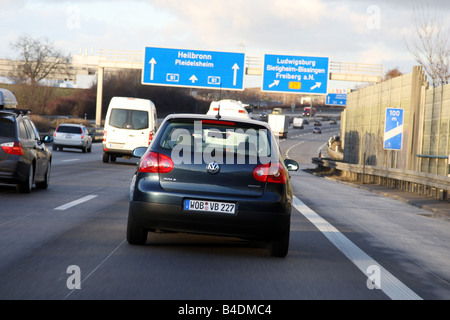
103, 129, 107, 142
139, 151, 173, 174
253, 164, 269, 182
149, 131, 154, 145
1, 142, 24, 156
238, 109, 246, 114
202, 119, 235, 126
253, 163, 286, 184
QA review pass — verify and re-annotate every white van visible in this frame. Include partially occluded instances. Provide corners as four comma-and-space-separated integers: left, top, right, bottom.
206, 99, 250, 119
103, 97, 157, 163
0, 88, 18, 110
293, 117, 304, 129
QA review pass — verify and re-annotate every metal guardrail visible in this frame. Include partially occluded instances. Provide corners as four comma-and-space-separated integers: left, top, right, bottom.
312, 157, 449, 200
87, 127, 104, 142
417, 154, 449, 159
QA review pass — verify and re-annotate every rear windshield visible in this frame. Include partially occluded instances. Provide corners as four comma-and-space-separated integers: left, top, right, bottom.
109, 109, 148, 130
0, 117, 16, 138
158, 120, 274, 164
57, 126, 82, 134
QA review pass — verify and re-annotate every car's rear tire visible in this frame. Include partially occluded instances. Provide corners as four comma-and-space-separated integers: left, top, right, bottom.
36, 162, 51, 190
126, 212, 148, 245
102, 152, 109, 163
268, 225, 290, 258
17, 165, 33, 193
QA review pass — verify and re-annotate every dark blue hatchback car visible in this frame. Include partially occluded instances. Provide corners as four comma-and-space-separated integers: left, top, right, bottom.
127, 114, 299, 257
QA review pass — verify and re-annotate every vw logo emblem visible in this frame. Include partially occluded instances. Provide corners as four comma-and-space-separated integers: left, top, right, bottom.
206, 161, 220, 175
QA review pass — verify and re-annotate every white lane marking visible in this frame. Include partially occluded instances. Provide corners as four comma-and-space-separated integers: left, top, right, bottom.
54, 195, 98, 211
293, 196, 422, 300
286, 141, 305, 159
62, 159, 80, 163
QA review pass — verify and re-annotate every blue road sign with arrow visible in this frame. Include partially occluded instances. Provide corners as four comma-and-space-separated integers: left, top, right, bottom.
326, 93, 347, 106
142, 47, 245, 90
262, 54, 329, 94
384, 108, 404, 150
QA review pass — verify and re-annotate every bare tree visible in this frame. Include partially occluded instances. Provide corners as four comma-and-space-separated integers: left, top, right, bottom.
9, 34, 71, 112
384, 67, 403, 81
405, 4, 450, 87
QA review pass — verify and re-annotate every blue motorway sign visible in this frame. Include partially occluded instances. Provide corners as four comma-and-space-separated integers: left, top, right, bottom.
384, 108, 404, 150
326, 93, 347, 106
262, 54, 329, 94
142, 47, 245, 90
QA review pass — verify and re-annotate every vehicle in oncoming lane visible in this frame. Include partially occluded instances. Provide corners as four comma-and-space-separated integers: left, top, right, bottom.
313, 127, 322, 134
0, 110, 53, 193
127, 113, 299, 257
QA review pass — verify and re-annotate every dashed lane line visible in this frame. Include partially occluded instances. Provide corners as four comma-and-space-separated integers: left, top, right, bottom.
54, 195, 98, 211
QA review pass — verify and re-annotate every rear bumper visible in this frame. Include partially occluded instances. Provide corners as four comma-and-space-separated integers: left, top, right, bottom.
54, 140, 88, 148
129, 195, 292, 241
103, 143, 134, 157
0, 160, 28, 184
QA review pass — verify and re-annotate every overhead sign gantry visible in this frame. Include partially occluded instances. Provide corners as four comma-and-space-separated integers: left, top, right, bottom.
95, 48, 382, 125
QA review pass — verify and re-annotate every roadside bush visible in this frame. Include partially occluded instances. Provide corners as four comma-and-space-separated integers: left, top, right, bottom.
45, 89, 96, 118
30, 115, 53, 133
30, 115, 92, 134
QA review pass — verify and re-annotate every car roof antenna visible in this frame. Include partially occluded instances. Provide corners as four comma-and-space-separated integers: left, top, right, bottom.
215, 83, 222, 119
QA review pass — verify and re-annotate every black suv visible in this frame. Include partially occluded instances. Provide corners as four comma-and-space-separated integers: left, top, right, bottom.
0, 110, 53, 193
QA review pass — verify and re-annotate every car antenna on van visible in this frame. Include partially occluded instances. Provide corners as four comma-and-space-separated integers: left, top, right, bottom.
215, 83, 222, 119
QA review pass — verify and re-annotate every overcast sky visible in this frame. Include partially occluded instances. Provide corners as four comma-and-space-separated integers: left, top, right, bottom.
1, 0, 449, 89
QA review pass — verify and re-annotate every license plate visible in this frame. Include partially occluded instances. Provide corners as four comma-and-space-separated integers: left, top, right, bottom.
65, 134, 73, 139
184, 199, 236, 214
109, 143, 124, 149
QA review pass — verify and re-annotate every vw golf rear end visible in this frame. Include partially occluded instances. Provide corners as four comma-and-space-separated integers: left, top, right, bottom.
127, 114, 298, 257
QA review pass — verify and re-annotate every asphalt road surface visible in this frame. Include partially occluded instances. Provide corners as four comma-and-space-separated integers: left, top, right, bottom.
0, 121, 449, 301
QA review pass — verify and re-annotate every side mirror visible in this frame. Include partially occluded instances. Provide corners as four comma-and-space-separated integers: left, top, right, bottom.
41, 135, 53, 144
132, 147, 147, 158
284, 159, 299, 172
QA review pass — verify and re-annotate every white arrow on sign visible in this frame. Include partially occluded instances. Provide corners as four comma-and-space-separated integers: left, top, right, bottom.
269, 80, 280, 88
189, 75, 198, 83
384, 124, 403, 141
310, 82, 322, 91
149, 58, 157, 81
232, 63, 240, 86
